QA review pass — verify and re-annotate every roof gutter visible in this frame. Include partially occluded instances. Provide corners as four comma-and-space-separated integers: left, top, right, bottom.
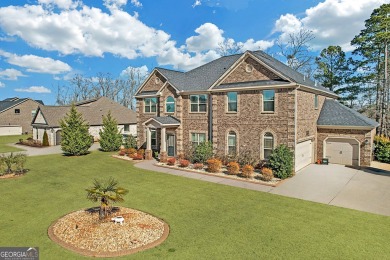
317, 125, 376, 130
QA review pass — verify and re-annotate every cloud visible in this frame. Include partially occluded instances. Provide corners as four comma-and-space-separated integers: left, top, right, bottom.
186, 23, 224, 53
15, 86, 51, 93
0, 50, 71, 74
0, 36, 16, 42
0, 81, 4, 88
240, 39, 274, 51
273, 0, 387, 51
131, 0, 142, 7
37, 0, 80, 9
104, 0, 128, 9
192, 0, 201, 8
120, 65, 149, 77
0, 69, 27, 80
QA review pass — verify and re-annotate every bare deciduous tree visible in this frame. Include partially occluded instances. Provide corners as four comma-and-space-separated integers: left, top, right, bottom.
217, 39, 244, 56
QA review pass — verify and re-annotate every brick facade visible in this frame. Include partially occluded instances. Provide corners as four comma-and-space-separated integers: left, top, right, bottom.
0, 100, 41, 134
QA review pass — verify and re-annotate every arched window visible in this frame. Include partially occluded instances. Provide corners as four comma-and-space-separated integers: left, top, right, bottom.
166, 96, 175, 113
263, 132, 274, 159
228, 131, 237, 155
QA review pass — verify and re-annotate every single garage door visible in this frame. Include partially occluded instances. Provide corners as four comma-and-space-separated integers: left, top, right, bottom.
295, 140, 313, 172
325, 138, 359, 166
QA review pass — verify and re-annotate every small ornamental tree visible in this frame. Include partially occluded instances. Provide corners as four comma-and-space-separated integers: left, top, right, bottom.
60, 104, 92, 156
99, 111, 123, 152
192, 141, 214, 164
42, 130, 49, 146
268, 144, 294, 179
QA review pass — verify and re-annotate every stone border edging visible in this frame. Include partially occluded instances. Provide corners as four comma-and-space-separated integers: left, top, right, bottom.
47, 207, 170, 258
155, 163, 290, 187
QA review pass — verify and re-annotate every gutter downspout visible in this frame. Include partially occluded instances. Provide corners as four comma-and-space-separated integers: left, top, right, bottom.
294, 86, 300, 172
208, 93, 213, 142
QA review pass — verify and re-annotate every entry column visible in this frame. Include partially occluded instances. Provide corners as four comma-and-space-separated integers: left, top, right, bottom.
145, 127, 153, 160
160, 127, 167, 162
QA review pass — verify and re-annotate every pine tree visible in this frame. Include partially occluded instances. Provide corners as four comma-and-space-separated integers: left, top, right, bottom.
99, 111, 123, 152
42, 130, 49, 146
60, 104, 92, 155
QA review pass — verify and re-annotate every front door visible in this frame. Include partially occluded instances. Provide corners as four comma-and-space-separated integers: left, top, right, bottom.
167, 133, 175, 156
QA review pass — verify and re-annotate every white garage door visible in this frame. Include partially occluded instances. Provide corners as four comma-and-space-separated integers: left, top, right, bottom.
0, 126, 22, 136
295, 140, 313, 172
325, 138, 359, 166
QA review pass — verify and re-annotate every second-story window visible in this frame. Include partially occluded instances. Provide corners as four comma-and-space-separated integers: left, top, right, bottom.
190, 94, 207, 112
144, 98, 157, 113
314, 94, 318, 109
263, 90, 275, 112
15, 109, 20, 114
227, 92, 238, 112
166, 96, 175, 113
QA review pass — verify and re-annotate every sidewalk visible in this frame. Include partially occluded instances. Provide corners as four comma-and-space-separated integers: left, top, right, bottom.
2, 143, 100, 156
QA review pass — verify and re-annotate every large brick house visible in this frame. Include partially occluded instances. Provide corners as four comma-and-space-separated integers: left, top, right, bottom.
135, 50, 378, 171
0, 97, 43, 135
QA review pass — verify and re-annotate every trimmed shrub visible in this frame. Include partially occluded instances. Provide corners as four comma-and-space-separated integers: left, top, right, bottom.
374, 135, 390, 163
237, 150, 258, 167
227, 161, 240, 175
42, 130, 49, 146
167, 157, 176, 166
193, 141, 214, 164
132, 154, 143, 160
241, 165, 254, 178
269, 144, 294, 179
179, 159, 190, 168
118, 150, 126, 156
0, 153, 28, 175
137, 149, 145, 157
207, 158, 222, 173
193, 163, 204, 170
126, 148, 137, 157
123, 134, 137, 149
14, 153, 27, 174
99, 111, 123, 152
261, 167, 273, 181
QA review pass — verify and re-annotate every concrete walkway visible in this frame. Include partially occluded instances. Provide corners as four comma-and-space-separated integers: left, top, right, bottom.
2, 143, 100, 156
135, 160, 390, 216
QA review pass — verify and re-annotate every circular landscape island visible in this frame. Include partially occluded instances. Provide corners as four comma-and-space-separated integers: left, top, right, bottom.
48, 207, 169, 257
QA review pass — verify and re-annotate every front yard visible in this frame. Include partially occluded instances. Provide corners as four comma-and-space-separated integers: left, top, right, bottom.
0, 134, 27, 153
0, 151, 389, 259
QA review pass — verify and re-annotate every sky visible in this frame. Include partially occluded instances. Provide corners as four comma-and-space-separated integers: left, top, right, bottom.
0, 0, 388, 105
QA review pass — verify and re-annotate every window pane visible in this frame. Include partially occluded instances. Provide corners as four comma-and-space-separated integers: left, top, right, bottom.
167, 96, 174, 103
145, 99, 151, 105
191, 104, 198, 112
151, 98, 157, 104
227, 92, 237, 102
145, 106, 150, 113
263, 101, 274, 112
190, 95, 198, 103
228, 135, 236, 146
263, 90, 275, 101
199, 95, 207, 103
228, 102, 237, 112
264, 139, 273, 149
314, 95, 318, 108
199, 134, 206, 143
151, 105, 157, 112
191, 133, 197, 142
264, 149, 272, 160
228, 146, 236, 155
199, 104, 207, 112
166, 103, 174, 113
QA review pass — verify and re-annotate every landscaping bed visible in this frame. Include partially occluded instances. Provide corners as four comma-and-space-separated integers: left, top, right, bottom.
48, 207, 169, 258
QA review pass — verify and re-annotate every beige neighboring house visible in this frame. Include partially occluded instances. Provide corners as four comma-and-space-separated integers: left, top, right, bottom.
0, 97, 44, 135
135, 50, 378, 171
31, 97, 137, 146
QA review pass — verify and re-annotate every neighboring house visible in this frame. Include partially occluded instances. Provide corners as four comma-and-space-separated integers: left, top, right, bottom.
0, 97, 44, 136
135, 50, 378, 171
31, 97, 137, 146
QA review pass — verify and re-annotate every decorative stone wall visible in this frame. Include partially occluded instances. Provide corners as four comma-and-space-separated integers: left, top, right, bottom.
317, 128, 375, 166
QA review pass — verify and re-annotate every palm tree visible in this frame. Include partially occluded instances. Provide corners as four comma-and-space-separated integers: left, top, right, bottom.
86, 177, 129, 219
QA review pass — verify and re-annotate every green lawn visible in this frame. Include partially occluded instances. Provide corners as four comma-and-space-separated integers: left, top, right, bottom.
0, 134, 27, 153
0, 152, 389, 259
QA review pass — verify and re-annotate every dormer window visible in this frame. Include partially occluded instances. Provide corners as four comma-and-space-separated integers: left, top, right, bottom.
15, 109, 20, 114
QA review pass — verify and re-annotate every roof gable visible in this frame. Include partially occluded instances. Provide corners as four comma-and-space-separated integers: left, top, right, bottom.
317, 99, 378, 129
0, 98, 44, 113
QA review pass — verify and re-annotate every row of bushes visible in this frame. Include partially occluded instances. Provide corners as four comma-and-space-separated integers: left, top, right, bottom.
118, 148, 144, 160
0, 153, 28, 175
176, 142, 294, 179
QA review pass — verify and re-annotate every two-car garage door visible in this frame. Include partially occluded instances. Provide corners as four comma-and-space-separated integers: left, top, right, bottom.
295, 140, 313, 172
325, 138, 359, 166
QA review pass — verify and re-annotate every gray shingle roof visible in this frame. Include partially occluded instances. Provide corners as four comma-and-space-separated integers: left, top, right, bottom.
214, 79, 291, 90
318, 99, 378, 128
152, 116, 181, 125
33, 97, 136, 127
136, 90, 159, 96
250, 51, 335, 95
0, 98, 43, 113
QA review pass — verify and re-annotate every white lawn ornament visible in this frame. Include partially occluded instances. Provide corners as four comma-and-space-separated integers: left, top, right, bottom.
111, 216, 124, 225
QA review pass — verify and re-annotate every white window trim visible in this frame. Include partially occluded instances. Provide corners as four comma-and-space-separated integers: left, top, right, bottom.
226, 129, 239, 155
261, 130, 277, 160
226, 92, 238, 113
189, 94, 208, 113
190, 132, 207, 146
144, 97, 157, 114
261, 89, 275, 113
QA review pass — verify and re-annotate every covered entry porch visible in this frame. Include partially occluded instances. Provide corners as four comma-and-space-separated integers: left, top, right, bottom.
143, 116, 181, 161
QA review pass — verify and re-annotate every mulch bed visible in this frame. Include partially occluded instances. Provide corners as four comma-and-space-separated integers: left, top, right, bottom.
48, 207, 169, 258
0, 173, 25, 179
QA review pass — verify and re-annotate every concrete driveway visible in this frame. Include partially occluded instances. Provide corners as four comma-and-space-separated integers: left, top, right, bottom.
271, 164, 390, 216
